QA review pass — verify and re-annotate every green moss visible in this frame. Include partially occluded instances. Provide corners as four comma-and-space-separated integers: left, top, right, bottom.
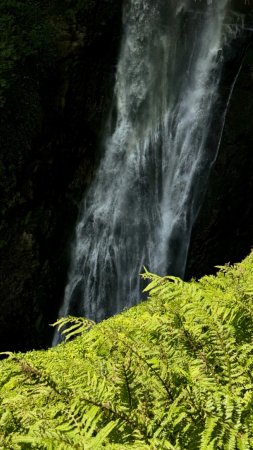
1, 253, 253, 448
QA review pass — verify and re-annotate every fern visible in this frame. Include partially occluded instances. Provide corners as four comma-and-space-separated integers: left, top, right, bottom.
1, 252, 253, 448
52, 316, 95, 342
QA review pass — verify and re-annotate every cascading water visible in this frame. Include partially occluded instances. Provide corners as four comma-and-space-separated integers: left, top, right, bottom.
53, 0, 245, 343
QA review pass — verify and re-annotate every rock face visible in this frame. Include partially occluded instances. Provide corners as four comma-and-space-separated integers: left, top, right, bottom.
0, 0, 122, 352
186, 34, 253, 279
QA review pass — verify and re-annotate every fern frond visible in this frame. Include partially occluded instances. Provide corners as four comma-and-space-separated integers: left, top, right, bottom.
51, 316, 95, 341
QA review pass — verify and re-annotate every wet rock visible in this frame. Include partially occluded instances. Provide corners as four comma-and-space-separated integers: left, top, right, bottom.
186, 40, 253, 279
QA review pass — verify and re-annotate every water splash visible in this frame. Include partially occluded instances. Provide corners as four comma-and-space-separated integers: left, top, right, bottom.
53, 0, 245, 344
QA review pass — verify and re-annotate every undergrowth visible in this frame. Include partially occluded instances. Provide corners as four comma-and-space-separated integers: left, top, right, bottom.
1, 252, 253, 449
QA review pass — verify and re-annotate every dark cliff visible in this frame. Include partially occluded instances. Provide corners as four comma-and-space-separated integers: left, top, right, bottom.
0, 0, 122, 351
186, 27, 253, 278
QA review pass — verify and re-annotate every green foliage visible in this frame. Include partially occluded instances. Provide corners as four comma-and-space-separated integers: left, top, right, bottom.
1, 252, 253, 448
52, 316, 96, 342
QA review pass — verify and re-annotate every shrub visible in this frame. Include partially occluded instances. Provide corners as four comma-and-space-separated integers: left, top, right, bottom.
1, 252, 253, 449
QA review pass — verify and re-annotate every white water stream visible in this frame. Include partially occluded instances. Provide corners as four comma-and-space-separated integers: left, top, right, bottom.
53, 0, 245, 343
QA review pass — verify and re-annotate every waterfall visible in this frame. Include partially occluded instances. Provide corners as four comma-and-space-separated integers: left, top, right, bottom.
53, 0, 245, 343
